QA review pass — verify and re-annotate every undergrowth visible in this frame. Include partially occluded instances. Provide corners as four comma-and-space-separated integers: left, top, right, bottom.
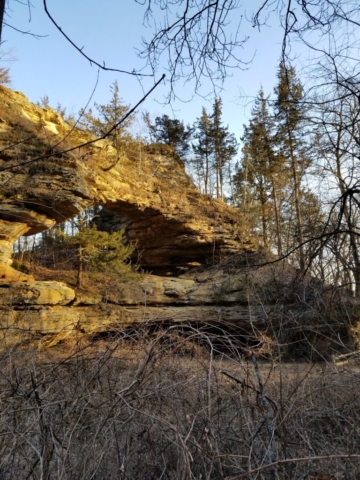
0, 325, 359, 479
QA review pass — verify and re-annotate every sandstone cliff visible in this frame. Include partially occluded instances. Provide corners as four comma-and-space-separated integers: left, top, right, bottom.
0, 85, 260, 344
0, 86, 352, 356
0, 85, 255, 277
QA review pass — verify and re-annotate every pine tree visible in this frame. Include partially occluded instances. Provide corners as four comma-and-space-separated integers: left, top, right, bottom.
80, 80, 134, 168
234, 85, 319, 259
274, 63, 311, 270
192, 107, 213, 195
211, 98, 238, 200
147, 114, 193, 160
66, 224, 135, 289
250, 91, 272, 248
234, 90, 279, 249
83, 81, 132, 137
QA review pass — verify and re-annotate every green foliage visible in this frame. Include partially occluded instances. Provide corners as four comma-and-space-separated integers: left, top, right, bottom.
78, 81, 134, 170
234, 69, 322, 264
68, 226, 135, 272
210, 97, 238, 199
275, 62, 306, 134
55, 225, 137, 288
191, 99, 238, 199
234, 89, 279, 249
80, 80, 133, 144
274, 62, 312, 270
11, 259, 30, 274
192, 107, 213, 195
145, 113, 193, 159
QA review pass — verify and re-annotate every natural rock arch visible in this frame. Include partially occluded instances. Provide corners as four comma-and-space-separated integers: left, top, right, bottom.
0, 86, 255, 280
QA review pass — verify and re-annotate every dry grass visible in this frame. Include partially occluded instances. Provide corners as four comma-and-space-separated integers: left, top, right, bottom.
7, 251, 360, 478
0, 325, 359, 479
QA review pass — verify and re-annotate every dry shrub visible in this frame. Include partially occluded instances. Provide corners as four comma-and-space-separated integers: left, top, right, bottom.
216, 256, 356, 361
0, 322, 359, 479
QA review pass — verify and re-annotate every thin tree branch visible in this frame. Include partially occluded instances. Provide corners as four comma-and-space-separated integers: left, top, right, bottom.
3, 22, 48, 37
43, 0, 153, 77
227, 454, 360, 479
0, 73, 166, 172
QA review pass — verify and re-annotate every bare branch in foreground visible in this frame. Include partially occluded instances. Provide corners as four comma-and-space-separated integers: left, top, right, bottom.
43, 0, 153, 77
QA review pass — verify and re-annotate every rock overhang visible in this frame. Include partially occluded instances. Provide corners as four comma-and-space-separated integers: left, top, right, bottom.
0, 85, 255, 275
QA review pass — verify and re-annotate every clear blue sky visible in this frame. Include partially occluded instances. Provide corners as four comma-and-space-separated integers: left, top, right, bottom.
2, 0, 294, 140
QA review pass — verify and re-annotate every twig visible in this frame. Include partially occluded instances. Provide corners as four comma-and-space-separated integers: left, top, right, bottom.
251, 356, 276, 479
3, 22, 48, 37
221, 370, 277, 413
226, 454, 360, 479
43, 0, 152, 76
0, 73, 165, 172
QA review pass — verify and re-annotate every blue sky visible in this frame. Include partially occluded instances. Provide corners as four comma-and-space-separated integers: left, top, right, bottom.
2, 0, 292, 140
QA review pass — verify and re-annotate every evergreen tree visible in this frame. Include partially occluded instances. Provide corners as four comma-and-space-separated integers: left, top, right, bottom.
65, 224, 135, 289
274, 62, 311, 271
234, 85, 321, 260
80, 80, 134, 168
192, 107, 213, 195
234, 90, 277, 249
147, 114, 193, 160
211, 98, 238, 200
81, 80, 133, 143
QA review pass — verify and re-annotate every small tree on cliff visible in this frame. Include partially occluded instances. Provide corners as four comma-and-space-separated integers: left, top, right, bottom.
80, 81, 134, 168
66, 225, 135, 288
145, 114, 193, 160
82, 81, 133, 141
0, 66, 10, 85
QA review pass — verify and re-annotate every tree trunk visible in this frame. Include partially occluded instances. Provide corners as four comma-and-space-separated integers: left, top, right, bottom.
271, 178, 283, 256
219, 165, 224, 200
204, 153, 209, 196
77, 245, 83, 289
260, 184, 269, 249
228, 161, 235, 204
286, 122, 305, 271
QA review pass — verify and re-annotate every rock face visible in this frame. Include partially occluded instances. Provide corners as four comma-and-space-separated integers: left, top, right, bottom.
0, 86, 352, 355
0, 220, 35, 281
0, 259, 351, 358
0, 281, 75, 306
0, 260, 273, 340
0, 85, 261, 343
0, 86, 255, 275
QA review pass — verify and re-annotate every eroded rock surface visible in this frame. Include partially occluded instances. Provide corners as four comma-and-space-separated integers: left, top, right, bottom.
0, 259, 271, 338
0, 254, 352, 356
0, 86, 254, 274
0, 87, 349, 356
0, 282, 75, 306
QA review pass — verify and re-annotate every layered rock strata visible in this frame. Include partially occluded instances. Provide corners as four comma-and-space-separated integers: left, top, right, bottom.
0, 87, 349, 356
0, 263, 271, 341
0, 257, 349, 358
0, 86, 255, 275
